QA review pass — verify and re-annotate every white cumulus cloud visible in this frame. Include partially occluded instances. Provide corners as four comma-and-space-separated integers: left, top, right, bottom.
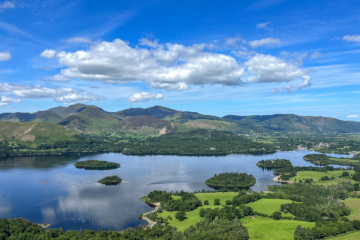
150, 82, 190, 91
66, 37, 91, 43
248, 37, 281, 48
343, 35, 360, 43
0, 51, 11, 61
128, 92, 163, 103
40, 49, 57, 59
0, 83, 103, 104
47, 38, 245, 87
0, 96, 21, 106
245, 54, 312, 93
346, 114, 359, 118
42, 38, 313, 94
48, 74, 69, 82
55, 92, 103, 105
0, 1, 15, 12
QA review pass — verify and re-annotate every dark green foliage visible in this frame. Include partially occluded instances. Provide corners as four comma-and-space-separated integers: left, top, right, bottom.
354, 183, 359, 191
303, 154, 330, 165
0, 216, 249, 239
267, 182, 354, 204
123, 129, 275, 156
256, 159, 293, 168
214, 199, 220, 205
205, 172, 256, 188
199, 206, 245, 221
138, 213, 143, 219
294, 220, 357, 239
271, 212, 282, 220
74, 160, 120, 170
146, 190, 202, 212
98, 175, 122, 185
320, 176, 329, 181
342, 171, 350, 177
225, 200, 232, 205
184, 219, 249, 240
232, 191, 262, 206
204, 200, 209, 205
175, 211, 186, 221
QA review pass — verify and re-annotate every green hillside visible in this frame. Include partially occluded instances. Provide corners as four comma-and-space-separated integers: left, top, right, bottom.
0, 121, 85, 145
1, 104, 360, 135
32, 111, 63, 124
58, 106, 119, 134
223, 114, 360, 133
109, 115, 195, 135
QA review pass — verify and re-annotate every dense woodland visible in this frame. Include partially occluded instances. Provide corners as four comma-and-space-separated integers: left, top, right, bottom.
256, 159, 293, 168
145, 190, 202, 212
205, 172, 256, 189
0, 217, 250, 240
74, 160, 120, 170
122, 129, 276, 155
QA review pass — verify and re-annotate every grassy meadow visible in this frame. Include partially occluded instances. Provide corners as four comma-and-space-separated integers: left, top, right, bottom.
328, 231, 360, 240
241, 217, 315, 240
289, 170, 355, 186
159, 192, 313, 238
344, 199, 360, 221
245, 199, 294, 217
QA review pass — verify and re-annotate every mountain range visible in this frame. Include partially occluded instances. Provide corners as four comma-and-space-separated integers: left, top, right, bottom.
0, 104, 360, 136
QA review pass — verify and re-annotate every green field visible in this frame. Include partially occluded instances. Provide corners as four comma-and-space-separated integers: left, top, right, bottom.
241, 217, 315, 240
160, 192, 238, 231
246, 199, 294, 217
290, 170, 355, 186
344, 199, 360, 221
328, 231, 360, 239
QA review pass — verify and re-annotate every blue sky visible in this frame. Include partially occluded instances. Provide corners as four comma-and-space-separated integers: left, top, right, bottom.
0, 0, 360, 120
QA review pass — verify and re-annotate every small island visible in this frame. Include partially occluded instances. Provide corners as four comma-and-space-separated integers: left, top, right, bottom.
98, 175, 122, 185
256, 159, 293, 168
74, 160, 120, 170
303, 154, 330, 165
205, 172, 256, 189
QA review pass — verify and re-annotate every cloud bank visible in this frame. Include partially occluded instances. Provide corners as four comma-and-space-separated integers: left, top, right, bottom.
42, 38, 312, 95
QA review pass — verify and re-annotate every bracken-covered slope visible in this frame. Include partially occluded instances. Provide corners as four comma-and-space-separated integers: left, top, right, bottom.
0, 121, 85, 145
109, 115, 196, 135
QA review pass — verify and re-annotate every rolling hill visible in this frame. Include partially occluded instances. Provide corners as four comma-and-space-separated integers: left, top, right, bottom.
0, 121, 85, 145
223, 114, 360, 133
0, 104, 359, 135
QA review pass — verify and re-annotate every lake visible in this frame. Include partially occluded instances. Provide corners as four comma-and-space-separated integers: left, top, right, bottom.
0, 151, 352, 231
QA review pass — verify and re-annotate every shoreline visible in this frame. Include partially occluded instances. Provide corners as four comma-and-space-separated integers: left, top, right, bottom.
139, 198, 160, 228
272, 175, 290, 183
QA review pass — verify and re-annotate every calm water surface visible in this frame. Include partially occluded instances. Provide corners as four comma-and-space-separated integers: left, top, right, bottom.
0, 151, 352, 231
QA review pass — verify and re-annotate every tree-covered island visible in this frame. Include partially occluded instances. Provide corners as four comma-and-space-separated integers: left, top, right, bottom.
256, 159, 293, 168
303, 153, 330, 165
98, 175, 122, 185
205, 172, 256, 189
74, 160, 120, 170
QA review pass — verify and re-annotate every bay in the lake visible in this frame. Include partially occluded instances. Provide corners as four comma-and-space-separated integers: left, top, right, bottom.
0, 151, 352, 231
